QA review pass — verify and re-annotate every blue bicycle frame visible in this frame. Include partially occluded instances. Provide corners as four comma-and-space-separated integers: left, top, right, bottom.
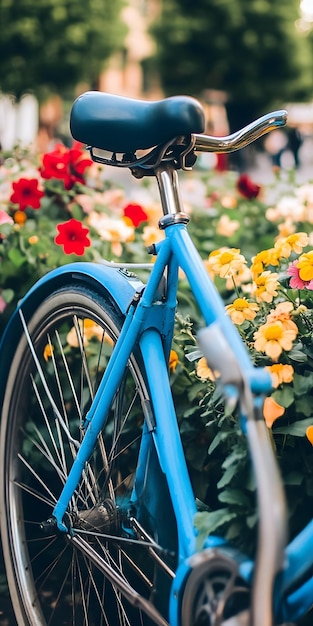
2, 158, 313, 626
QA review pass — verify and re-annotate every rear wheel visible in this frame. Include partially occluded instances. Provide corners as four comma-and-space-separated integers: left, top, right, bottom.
0, 285, 172, 626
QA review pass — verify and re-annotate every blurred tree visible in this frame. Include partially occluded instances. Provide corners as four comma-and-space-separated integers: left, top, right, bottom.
0, 0, 126, 100
152, 0, 313, 130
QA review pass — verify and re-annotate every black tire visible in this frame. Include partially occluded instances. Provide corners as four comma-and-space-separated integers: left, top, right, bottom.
0, 284, 171, 626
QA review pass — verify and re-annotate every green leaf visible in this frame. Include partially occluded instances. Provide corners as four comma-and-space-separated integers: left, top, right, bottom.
1, 288, 14, 303
194, 508, 237, 549
208, 430, 228, 454
272, 386, 294, 408
222, 448, 244, 469
71, 203, 84, 220
295, 396, 312, 418
284, 471, 303, 486
218, 488, 250, 507
275, 417, 313, 436
217, 463, 239, 488
288, 343, 308, 362
293, 372, 313, 396
8, 248, 26, 268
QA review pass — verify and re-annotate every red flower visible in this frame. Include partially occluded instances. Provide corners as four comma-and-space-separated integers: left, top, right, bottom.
237, 174, 261, 200
41, 143, 93, 190
10, 178, 44, 210
123, 202, 148, 227
55, 218, 91, 255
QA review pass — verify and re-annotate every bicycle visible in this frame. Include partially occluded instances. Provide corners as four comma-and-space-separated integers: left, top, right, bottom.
0, 91, 312, 626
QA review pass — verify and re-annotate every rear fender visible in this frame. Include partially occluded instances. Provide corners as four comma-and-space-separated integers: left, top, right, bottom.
0, 262, 144, 406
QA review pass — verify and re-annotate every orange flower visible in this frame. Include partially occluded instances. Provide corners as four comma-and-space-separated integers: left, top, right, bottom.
169, 350, 179, 372
67, 319, 113, 348
196, 357, 220, 381
254, 321, 298, 361
277, 219, 296, 238
265, 363, 294, 388
306, 425, 313, 445
216, 214, 240, 237
266, 301, 298, 333
43, 344, 54, 361
13, 210, 27, 225
263, 396, 285, 428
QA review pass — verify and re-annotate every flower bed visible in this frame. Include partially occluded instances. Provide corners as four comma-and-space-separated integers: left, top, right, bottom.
1, 143, 313, 555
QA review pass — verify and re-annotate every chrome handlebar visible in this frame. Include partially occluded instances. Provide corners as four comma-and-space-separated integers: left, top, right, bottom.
193, 109, 288, 154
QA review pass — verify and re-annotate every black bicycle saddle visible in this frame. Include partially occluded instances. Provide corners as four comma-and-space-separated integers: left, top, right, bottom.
70, 91, 205, 155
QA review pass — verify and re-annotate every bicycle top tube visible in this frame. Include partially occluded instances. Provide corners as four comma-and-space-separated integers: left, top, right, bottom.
70, 90, 287, 160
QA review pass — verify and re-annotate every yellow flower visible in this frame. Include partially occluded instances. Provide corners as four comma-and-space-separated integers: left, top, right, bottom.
207, 247, 246, 279
216, 214, 240, 237
263, 396, 285, 428
28, 235, 39, 245
253, 271, 279, 303
254, 321, 298, 361
297, 250, 313, 282
142, 225, 164, 247
43, 343, 54, 361
265, 363, 294, 388
169, 349, 179, 372
225, 297, 258, 325
196, 357, 220, 381
274, 232, 309, 259
251, 249, 280, 278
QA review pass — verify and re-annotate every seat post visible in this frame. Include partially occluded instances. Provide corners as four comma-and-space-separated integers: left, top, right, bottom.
155, 164, 190, 227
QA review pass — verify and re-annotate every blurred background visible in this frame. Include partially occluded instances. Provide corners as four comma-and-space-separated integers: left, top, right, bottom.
1, 0, 313, 177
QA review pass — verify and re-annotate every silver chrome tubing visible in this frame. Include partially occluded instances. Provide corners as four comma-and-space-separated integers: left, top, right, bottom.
194, 109, 287, 153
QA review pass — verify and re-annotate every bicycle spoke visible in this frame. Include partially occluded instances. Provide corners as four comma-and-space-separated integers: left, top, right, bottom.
2, 288, 163, 625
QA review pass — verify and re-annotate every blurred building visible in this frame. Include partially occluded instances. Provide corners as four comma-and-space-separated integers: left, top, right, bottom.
99, 0, 162, 100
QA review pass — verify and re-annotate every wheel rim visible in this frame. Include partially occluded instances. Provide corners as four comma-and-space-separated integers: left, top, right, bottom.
1, 290, 156, 626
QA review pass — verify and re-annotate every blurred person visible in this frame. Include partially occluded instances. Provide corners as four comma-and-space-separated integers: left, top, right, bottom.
287, 125, 303, 168
264, 128, 288, 167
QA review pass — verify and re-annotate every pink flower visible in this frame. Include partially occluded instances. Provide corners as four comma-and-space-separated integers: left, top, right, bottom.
0, 294, 7, 313
287, 260, 313, 290
0, 210, 13, 225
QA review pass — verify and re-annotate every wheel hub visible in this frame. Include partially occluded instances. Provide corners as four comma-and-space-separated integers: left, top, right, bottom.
75, 498, 123, 534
